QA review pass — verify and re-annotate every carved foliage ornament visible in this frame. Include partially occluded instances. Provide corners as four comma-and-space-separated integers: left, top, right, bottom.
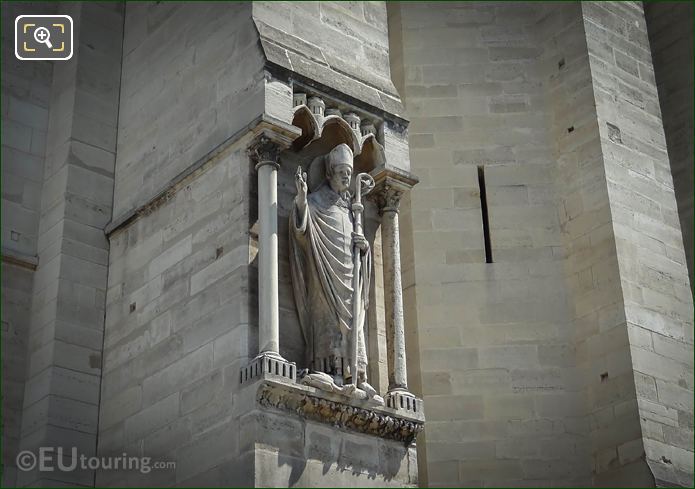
248, 135, 281, 169
373, 185, 403, 214
257, 383, 424, 445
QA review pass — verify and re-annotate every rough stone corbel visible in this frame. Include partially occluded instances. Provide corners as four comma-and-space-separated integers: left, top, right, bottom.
256, 380, 424, 444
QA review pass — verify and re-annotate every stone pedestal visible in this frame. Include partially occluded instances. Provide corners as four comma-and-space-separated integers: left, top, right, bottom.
235, 378, 424, 487
384, 390, 421, 415
241, 352, 297, 385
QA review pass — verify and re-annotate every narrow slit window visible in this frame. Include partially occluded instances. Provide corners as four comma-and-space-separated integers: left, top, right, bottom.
477, 166, 493, 264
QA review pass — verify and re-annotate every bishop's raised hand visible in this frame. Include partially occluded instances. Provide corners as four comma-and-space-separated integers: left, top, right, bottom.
295, 166, 308, 211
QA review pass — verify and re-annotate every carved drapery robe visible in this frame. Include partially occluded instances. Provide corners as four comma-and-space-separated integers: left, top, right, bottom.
290, 182, 370, 383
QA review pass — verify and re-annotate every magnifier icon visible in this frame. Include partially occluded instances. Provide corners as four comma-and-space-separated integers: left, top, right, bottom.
33, 27, 52, 49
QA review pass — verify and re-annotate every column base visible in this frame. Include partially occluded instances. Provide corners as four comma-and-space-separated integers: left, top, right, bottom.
240, 351, 297, 385
385, 389, 422, 415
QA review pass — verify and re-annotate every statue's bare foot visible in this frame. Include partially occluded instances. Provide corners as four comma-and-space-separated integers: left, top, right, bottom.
301, 371, 343, 394
356, 381, 384, 405
358, 381, 377, 399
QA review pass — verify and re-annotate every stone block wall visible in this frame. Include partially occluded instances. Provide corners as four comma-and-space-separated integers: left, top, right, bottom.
543, 3, 651, 485
112, 2, 266, 219
390, 1, 693, 486
389, 3, 589, 486
1, 263, 34, 487
582, 2, 694, 485
1, 2, 52, 257
252, 1, 393, 94
1, 2, 54, 484
98, 142, 253, 486
14, 3, 123, 486
248, 412, 417, 487
98, 6, 282, 480
645, 2, 694, 290
3, 1, 692, 487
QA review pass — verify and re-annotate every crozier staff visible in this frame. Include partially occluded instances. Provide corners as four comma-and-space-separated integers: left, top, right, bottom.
289, 143, 376, 397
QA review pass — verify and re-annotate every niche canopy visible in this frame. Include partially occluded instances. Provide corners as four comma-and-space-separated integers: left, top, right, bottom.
290, 92, 386, 177
241, 85, 422, 436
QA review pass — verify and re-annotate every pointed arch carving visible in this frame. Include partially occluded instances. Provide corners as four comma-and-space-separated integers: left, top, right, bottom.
291, 105, 320, 150
354, 133, 385, 174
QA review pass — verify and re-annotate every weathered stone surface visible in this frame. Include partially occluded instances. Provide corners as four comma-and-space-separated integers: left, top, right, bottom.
11, 3, 124, 486
391, 1, 692, 487
112, 2, 266, 219
253, 1, 406, 120
645, 1, 694, 290
241, 378, 417, 487
581, 3, 694, 485
98, 141, 252, 485
256, 379, 423, 444
4, 2, 692, 488
1, 3, 55, 483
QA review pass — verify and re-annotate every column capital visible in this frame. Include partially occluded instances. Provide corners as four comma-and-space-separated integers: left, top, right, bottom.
372, 185, 404, 214
247, 115, 302, 169
248, 135, 282, 170
369, 168, 419, 214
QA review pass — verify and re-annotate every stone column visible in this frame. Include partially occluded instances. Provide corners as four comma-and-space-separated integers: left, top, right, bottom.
380, 186, 408, 391
242, 129, 299, 385
372, 171, 421, 413
251, 137, 282, 357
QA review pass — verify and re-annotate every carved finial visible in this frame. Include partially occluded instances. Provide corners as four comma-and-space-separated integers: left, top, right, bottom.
361, 121, 377, 137
293, 93, 307, 107
307, 96, 325, 119
344, 112, 361, 132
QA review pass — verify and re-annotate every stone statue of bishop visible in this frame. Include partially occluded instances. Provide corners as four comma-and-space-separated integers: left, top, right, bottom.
290, 143, 379, 400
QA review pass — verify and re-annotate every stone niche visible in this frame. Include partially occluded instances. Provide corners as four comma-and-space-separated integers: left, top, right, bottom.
240, 86, 423, 487
275, 92, 389, 373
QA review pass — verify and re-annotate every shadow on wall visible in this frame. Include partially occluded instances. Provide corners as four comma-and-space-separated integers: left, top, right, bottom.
273, 424, 408, 486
